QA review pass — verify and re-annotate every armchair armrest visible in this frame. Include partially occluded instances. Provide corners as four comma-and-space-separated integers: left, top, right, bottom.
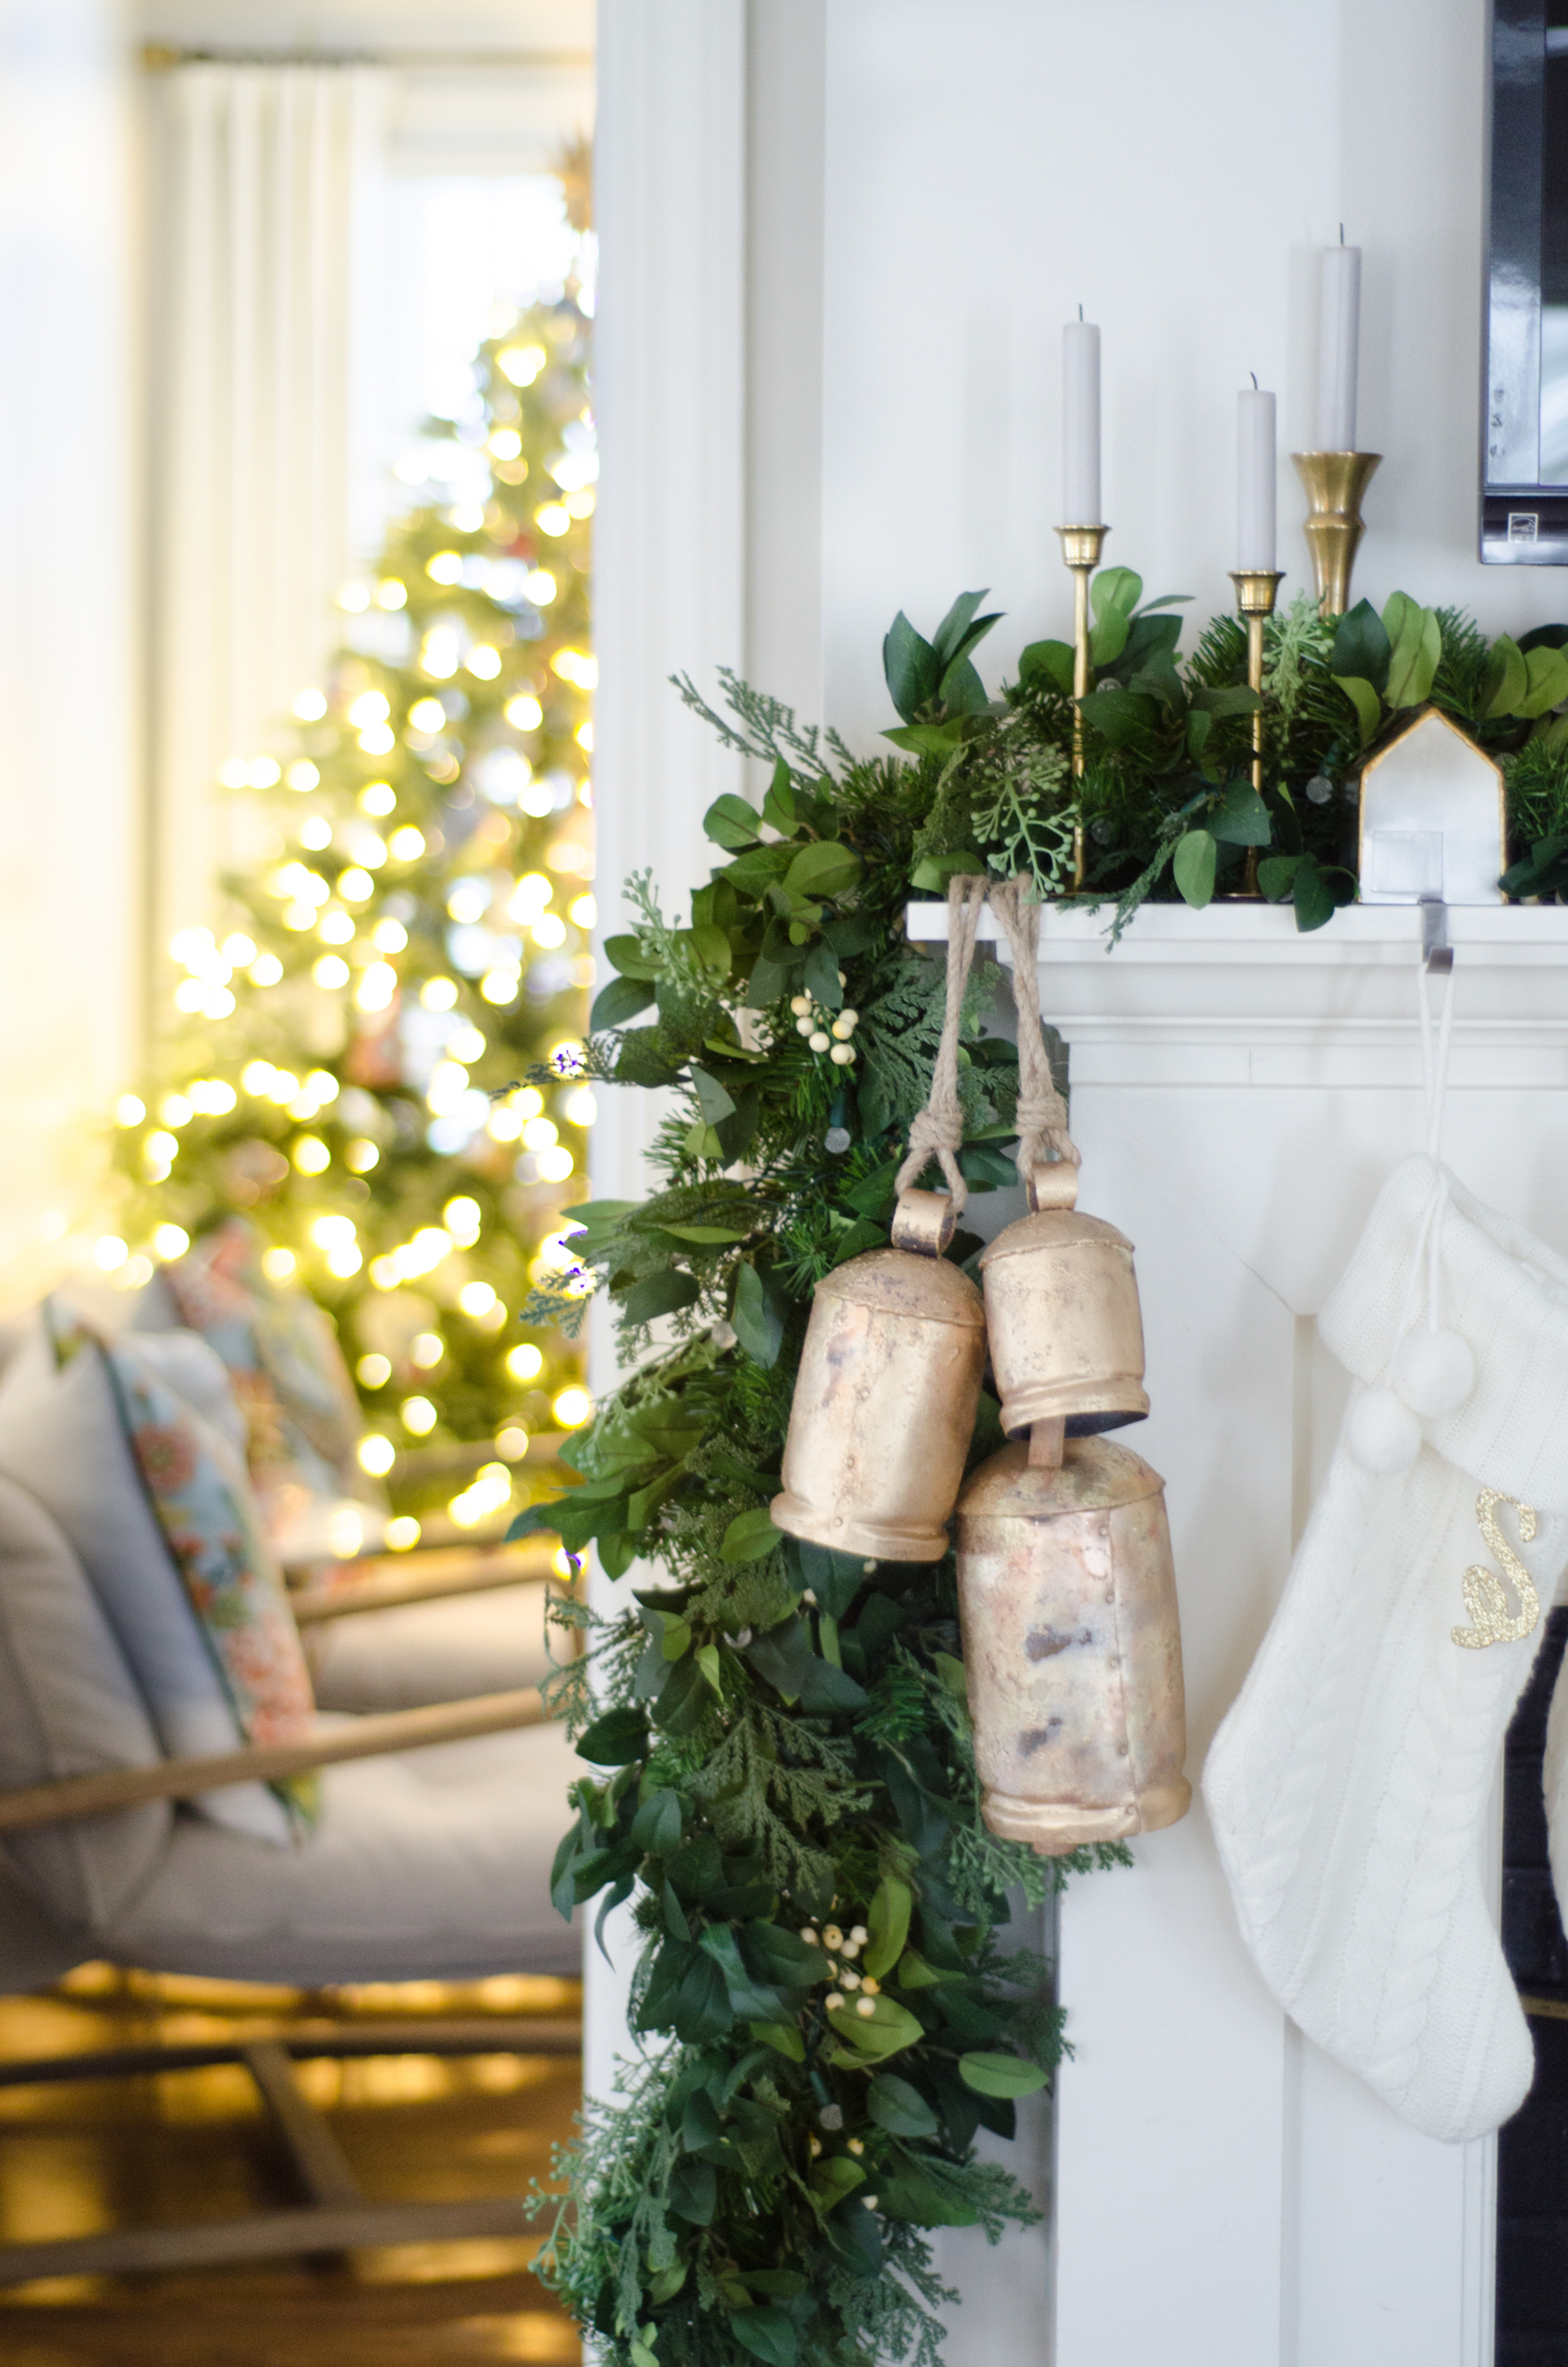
0, 1688, 552, 1834
289, 1538, 560, 1627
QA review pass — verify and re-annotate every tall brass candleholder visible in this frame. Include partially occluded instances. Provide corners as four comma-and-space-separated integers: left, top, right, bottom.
1056, 522, 1109, 889
1228, 567, 1284, 894
1291, 451, 1380, 617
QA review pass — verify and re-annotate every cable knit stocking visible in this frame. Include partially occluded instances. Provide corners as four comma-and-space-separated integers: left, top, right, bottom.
1205, 1152, 1568, 2143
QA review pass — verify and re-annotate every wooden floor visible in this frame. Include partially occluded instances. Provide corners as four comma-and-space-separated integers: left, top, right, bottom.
0, 1963, 582, 2366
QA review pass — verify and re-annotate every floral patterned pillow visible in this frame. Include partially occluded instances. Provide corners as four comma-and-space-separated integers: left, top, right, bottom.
155, 1219, 374, 1551
99, 1332, 318, 1833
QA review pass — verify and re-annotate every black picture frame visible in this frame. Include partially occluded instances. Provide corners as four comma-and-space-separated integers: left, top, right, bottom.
1482, 0, 1568, 561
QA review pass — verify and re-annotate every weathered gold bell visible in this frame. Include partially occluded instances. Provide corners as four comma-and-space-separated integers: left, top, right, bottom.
770, 1190, 986, 1562
956, 1434, 1189, 1853
980, 1163, 1149, 1435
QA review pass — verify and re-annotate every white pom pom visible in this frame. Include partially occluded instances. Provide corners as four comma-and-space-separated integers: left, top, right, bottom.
1390, 1328, 1476, 1417
1345, 1386, 1422, 1475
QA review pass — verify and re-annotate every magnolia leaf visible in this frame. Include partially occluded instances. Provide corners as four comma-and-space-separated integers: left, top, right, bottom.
1256, 852, 1301, 902
910, 853, 988, 891
1017, 638, 1075, 694
622, 1269, 701, 1325
1382, 592, 1441, 708
1331, 597, 1391, 693
591, 975, 655, 1030
729, 2305, 799, 2367
575, 1706, 648, 1766
1206, 779, 1271, 847
809, 2155, 866, 2207
747, 2018, 806, 2061
696, 1643, 723, 1694
602, 932, 661, 980
732, 1261, 789, 1367
1518, 643, 1568, 718
1090, 565, 1143, 619
826, 1993, 925, 2060
958, 2051, 1050, 2100
668, 2155, 717, 2226
659, 1222, 750, 1245
1332, 673, 1382, 746
863, 1872, 913, 1981
631, 1789, 684, 1855
1086, 606, 1130, 668
883, 610, 939, 722
785, 840, 862, 901
1483, 633, 1529, 718
721, 1507, 781, 1562
866, 2073, 939, 2138
1171, 828, 1217, 908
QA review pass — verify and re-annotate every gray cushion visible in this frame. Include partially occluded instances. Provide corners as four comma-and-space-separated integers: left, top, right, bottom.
0, 1473, 172, 1931
112, 1721, 581, 1983
309, 1583, 556, 1712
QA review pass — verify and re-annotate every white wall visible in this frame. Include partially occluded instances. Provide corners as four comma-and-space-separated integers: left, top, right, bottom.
0, 0, 139, 1304
821, 0, 1534, 746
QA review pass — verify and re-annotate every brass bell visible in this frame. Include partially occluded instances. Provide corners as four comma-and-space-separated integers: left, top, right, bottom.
770, 1190, 986, 1562
955, 1433, 1190, 1853
980, 1162, 1149, 1436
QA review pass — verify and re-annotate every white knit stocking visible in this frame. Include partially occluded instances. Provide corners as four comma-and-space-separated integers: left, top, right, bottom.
1205, 1152, 1568, 2142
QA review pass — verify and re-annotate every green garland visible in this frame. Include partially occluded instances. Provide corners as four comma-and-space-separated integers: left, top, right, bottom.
523, 578, 1568, 2367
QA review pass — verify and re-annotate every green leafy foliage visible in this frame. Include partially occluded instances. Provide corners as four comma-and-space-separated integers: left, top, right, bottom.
534, 567, 1568, 2367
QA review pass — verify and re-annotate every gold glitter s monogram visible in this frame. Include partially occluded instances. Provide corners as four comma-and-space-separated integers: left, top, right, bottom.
1451, 1489, 1540, 1650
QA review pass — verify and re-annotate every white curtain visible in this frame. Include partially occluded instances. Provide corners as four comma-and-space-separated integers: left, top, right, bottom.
0, 0, 137, 1305
146, 64, 387, 950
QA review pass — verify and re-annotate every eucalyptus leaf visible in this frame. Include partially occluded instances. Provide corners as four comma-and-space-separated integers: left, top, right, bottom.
1483, 633, 1528, 718
732, 1261, 788, 1367
704, 792, 763, 850
785, 840, 862, 901
720, 1507, 782, 1563
591, 975, 655, 1029
1171, 828, 1217, 908
1333, 673, 1383, 746
866, 2073, 940, 2138
958, 2051, 1050, 2099
622, 1269, 702, 1325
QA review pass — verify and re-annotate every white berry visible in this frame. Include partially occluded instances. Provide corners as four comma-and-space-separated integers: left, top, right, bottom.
809, 1031, 830, 1052
790, 995, 811, 1015
849, 1925, 868, 1944
827, 1991, 845, 2012
822, 1925, 843, 1951
796, 1017, 815, 1036
830, 1043, 855, 1066
800, 1927, 819, 1945
830, 1014, 854, 1039
856, 1997, 876, 2017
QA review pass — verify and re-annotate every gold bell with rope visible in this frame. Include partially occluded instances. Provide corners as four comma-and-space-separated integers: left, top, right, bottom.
768, 1187, 986, 1562
770, 877, 990, 1563
956, 1433, 1189, 1849
951, 880, 1190, 1854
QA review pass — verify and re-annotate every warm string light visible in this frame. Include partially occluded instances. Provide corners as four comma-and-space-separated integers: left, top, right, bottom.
115, 288, 595, 1482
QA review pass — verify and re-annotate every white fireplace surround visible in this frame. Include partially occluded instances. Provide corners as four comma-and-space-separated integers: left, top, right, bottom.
906, 897, 1568, 2367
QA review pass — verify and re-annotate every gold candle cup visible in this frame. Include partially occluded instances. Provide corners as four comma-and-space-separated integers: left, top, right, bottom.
1291, 451, 1381, 618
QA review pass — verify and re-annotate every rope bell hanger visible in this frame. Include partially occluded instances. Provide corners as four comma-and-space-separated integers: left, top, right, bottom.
769, 876, 989, 1563
956, 881, 1190, 1854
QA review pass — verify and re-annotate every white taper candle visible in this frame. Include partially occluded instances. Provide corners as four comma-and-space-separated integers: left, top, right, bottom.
1317, 242, 1362, 450
1062, 320, 1101, 524
1237, 386, 1277, 571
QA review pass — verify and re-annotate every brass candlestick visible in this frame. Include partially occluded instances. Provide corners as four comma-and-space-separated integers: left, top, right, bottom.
1056, 523, 1109, 889
1228, 567, 1284, 893
1291, 451, 1380, 617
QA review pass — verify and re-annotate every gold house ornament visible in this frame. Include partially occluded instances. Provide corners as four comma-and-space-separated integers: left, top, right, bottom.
1358, 707, 1506, 907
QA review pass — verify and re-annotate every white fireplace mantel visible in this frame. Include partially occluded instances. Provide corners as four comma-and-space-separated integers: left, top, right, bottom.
908, 900, 1568, 2367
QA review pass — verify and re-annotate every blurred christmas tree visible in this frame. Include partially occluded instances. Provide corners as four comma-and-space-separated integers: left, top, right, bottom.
106, 238, 595, 1537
